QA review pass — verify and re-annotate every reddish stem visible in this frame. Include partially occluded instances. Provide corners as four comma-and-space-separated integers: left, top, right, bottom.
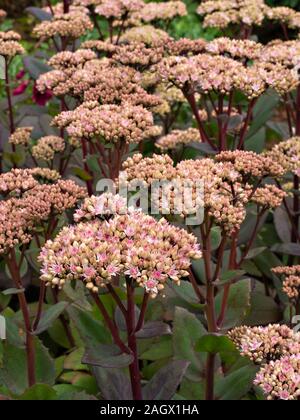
91, 292, 131, 355
126, 279, 143, 400
81, 138, 93, 195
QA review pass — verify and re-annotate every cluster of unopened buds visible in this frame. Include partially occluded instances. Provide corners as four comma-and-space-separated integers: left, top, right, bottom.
74, 193, 128, 222
119, 25, 171, 46
197, 1, 300, 30
95, 0, 144, 20
0, 169, 86, 255
158, 53, 299, 99
134, 1, 187, 23
156, 128, 201, 151
120, 150, 285, 234
197, 0, 267, 29
39, 202, 202, 298
229, 324, 300, 400
265, 137, 300, 176
272, 265, 300, 301
33, 10, 94, 40
52, 101, 154, 145
0, 30, 25, 58
32, 136, 65, 163
9, 127, 33, 147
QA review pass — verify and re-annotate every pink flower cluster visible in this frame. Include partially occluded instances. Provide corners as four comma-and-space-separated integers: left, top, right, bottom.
33, 11, 94, 40
9, 127, 33, 147
135, 1, 187, 23
156, 128, 201, 151
0, 169, 86, 254
74, 193, 128, 222
158, 54, 299, 99
254, 355, 300, 400
95, 0, 144, 20
0, 30, 25, 57
229, 324, 300, 400
52, 101, 154, 145
265, 137, 300, 176
273, 265, 300, 301
32, 136, 65, 163
39, 208, 202, 297
121, 151, 285, 233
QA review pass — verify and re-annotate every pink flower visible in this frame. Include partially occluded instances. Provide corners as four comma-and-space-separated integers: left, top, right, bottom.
125, 266, 141, 279
278, 390, 290, 400
262, 383, 273, 394
107, 264, 119, 276
16, 69, 26, 80
152, 270, 163, 280
83, 266, 97, 279
50, 263, 63, 275
97, 253, 108, 263
145, 279, 159, 293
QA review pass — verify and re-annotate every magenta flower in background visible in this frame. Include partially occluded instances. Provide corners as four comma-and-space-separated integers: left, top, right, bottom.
13, 80, 29, 96
32, 83, 53, 106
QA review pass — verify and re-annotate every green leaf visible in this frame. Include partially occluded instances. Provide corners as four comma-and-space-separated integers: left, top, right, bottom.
34, 301, 69, 335
215, 279, 251, 329
82, 345, 134, 368
215, 365, 258, 400
72, 167, 93, 182
243, 288, 282, 326
195, 334, 236, 354
67, 305, 111, 349
23, 56, 51, 80
143, 360, 190, 400
2, 288, 25, 296
26, 7, 52, 21
136, 321, 171, 339
140, 336, 173, 361
16, 384, 57, 400
173, 307, 207, 381
271, 243, 300, 256
274, 207, 291, 243
167, 279, 204, 308
92, 367, 132, 400
254, 250, 289, 305
0, 292, 10, 311
246, 91, 279, 139
64, 348, 86, 371
244, 247, 267, 260
0, 338, 55, 394
210, 226, 222, 251
217, 270, 246, 285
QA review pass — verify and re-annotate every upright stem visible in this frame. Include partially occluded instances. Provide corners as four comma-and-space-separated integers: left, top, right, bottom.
237, 99, 257, 149
4, 58, 16, 163
292, 175, 299, 244
185, 92, 217, 150
91, 292, 131, 355
217, 234, 238, 328
63, 0, 70, 13
51, 289, 75, 348
6, 250, 36, 387
81, 138, 93, 195
205, 354, 216, 401
126, 279, 143, 401
201, 220, 217, 401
